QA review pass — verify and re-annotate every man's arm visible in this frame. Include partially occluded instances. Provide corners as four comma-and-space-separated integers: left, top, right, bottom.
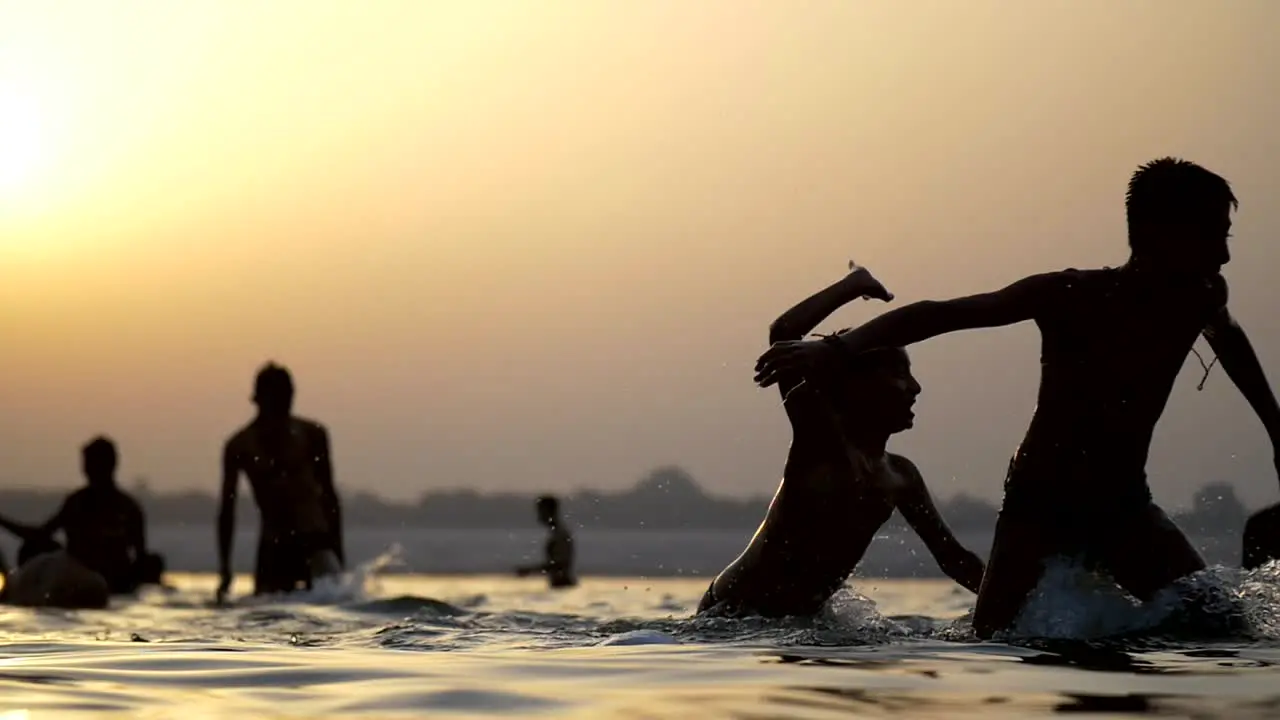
0, 512, 42, 542
1204, 308, 1280, 448
217, 441, 239, 582
755, 272, 1064, 388
769, 265, 894, 346
37, 502, 66, 539
888, 455, 986, 594
312, 425, 344, 567
129, 499, 148, 559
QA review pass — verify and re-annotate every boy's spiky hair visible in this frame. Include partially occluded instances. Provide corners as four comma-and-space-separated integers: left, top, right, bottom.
1125, 157, 1237, 243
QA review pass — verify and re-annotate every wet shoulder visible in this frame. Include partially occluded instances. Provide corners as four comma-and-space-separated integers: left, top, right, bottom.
1032, 266, 1123, 325
885, 453, 925, 494
886, 453, 922, 481
224, 425, 254, 458
1048, 266, 1122, 295
61, 488, 91, 516
118, 490, 145, 517
292, 416, 329, 445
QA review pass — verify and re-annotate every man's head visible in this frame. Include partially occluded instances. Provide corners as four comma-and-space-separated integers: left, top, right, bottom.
535, 495, 560, 527
1126, 157, 1237, 277
253, 362, 295, 418
828, 343, 921, 437
81, 436, 118, 488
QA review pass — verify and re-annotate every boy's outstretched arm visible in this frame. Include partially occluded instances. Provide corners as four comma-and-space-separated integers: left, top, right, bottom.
887, 455, 986, 594
768, 265, 894, 346
755, 272, 1064, 389
1204, 308, 1280, 480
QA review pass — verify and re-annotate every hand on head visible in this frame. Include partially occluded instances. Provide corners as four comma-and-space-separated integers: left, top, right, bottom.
754, 262, 895, 388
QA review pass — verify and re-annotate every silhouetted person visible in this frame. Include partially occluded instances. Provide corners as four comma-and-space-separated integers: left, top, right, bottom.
0, 511, 108, 609
754, 158, 1280, 638
698, 264, 984, 618
218, 363, 344, 603
34, 437, 154, 595
515, 496, 576, 588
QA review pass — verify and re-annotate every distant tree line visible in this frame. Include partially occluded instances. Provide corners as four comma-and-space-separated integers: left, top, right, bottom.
0, 468, 1257, 536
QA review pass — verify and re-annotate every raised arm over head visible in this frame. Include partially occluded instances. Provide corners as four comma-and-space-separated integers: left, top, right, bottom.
755, 272, 1065, 390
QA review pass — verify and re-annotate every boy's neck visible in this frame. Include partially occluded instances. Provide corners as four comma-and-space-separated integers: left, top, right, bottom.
842, 426, 890, 459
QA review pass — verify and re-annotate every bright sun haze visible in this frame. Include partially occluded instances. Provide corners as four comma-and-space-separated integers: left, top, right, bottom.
1, 1, 1280, 510
0, 81, 45, 196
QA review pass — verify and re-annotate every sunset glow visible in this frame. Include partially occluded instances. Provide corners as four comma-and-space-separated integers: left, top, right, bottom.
0, 1, 1276, 513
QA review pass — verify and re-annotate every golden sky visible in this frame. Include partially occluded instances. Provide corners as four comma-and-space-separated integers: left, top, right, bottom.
2, 1, 1279, 507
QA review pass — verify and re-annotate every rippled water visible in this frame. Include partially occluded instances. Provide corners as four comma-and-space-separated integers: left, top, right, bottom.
4, 557, 1280, 718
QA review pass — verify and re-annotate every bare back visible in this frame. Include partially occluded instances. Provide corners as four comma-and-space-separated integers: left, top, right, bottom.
705, 410, 899, 616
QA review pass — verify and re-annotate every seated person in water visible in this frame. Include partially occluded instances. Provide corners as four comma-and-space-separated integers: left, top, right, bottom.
754, 158, 1280, 638
219, 363, 345, 603
35, 437, 159, 595
0, 512, 109, 608
515, 495, 577, 588
698, 264, 985, 618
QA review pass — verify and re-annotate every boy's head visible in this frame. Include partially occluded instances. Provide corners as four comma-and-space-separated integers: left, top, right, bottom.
253, 362, 295, 418
535, 496, 560, 526
1126, 157, 1237, 278
828, 341, 921, 437
81, 436, 118, 487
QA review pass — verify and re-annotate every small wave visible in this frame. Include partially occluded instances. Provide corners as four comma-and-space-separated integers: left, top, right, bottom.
1007, 559, 1260, 643
347, 596, 469, 617
232, 544, 407, 608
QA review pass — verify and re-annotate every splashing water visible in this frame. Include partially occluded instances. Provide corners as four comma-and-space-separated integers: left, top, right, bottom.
3, 556, 1280, 717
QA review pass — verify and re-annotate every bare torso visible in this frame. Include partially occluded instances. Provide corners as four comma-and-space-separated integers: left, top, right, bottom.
58, 487, 144, 592
1008, 267, 1227, 519
705, 446, 905, 617
226, 417, 330, 538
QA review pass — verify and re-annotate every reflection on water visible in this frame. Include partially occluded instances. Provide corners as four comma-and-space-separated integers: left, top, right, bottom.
0, 567, 1278, 717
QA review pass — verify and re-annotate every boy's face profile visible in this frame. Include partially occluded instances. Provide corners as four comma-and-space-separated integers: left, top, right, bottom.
1145, 203, 1233, 279
838, 348, 920, 435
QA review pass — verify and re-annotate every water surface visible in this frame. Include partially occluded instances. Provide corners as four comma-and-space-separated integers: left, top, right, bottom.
2, 564, 1280, 718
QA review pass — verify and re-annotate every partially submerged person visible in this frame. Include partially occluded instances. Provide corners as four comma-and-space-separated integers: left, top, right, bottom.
0, 508, 108, 610
38, 437, 158, 595
219, 363, 345, 603
515, 495, 577, 588
0, 532, 109, 609
698, 264, 985, 618
754, 158, 1280, 638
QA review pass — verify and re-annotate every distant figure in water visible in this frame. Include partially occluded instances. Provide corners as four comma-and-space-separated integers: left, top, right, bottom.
698, 264, 985, 619
754, 158, 1280, 638
516, 495, 577, 588
219, 363, 345, 603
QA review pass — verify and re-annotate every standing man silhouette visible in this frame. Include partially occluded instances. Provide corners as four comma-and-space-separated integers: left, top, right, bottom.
218, 363, 345, 603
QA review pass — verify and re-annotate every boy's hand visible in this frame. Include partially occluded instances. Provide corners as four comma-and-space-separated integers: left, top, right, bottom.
841, 261, 894, 302
754, 339, 842, 388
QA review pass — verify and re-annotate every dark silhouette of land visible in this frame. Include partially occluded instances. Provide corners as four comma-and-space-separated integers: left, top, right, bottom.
0, 468, 1255, 538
